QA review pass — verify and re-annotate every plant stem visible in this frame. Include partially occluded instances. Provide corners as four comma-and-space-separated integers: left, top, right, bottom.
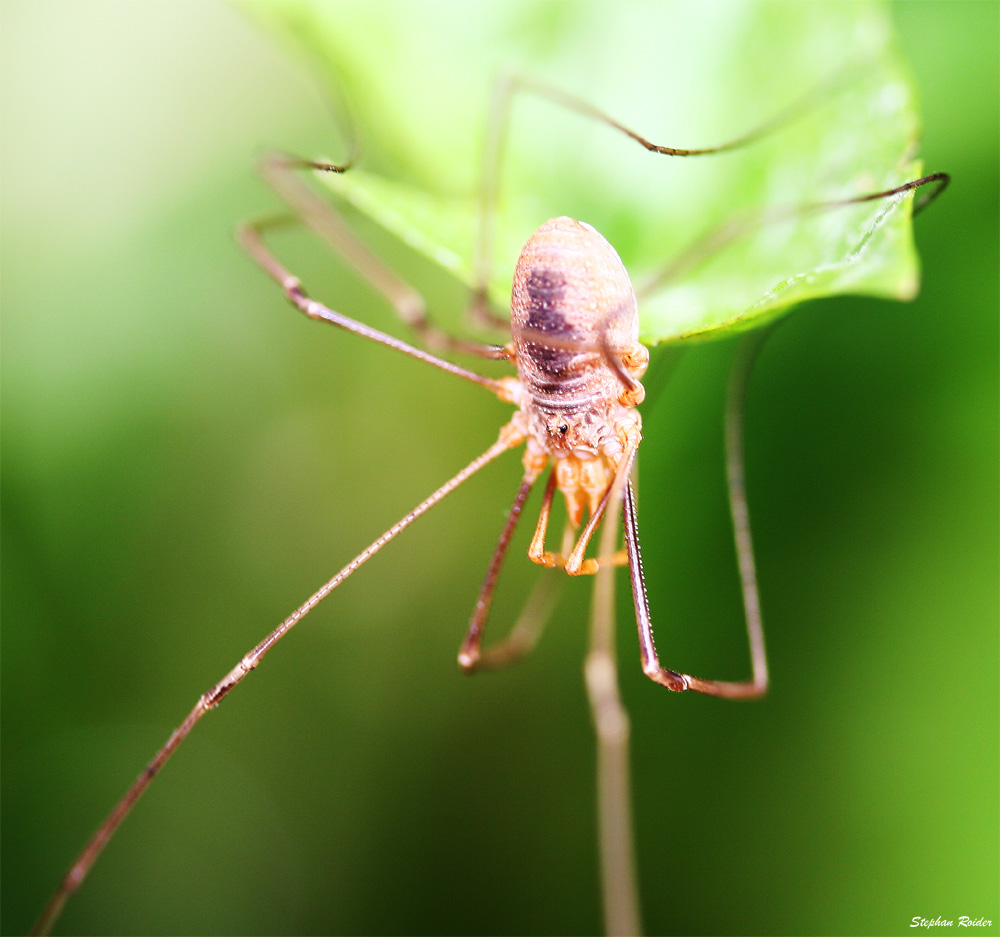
585, 486, 642, 937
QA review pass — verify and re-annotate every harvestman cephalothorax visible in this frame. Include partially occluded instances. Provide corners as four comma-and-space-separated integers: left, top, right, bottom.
32, 74, 948, 935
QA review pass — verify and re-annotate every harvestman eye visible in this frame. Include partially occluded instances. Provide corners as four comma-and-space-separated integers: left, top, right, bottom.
31, 71, 948, 937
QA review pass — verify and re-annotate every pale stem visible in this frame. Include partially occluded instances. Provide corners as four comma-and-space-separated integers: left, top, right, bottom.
585, 484, 642, 937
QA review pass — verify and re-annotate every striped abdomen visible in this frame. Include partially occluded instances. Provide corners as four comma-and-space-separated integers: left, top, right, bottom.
510, 217, 640, 456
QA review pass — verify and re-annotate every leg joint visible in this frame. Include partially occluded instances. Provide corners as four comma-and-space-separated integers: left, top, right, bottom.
643, 664, 689, 691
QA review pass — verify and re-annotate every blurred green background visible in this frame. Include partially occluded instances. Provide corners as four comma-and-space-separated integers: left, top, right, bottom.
2, 3, 996, 936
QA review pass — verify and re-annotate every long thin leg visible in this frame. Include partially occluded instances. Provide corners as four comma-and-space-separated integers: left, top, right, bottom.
474, 76, 949, 311
31, 422, 525, 937
724, 330, 772, 690
458, 471, 539, 671
504, 74, 834, 157
467, 564, 564, 673
637, 172, 950, 300
257, 153, 511, 360
473, 69, 855, 318
237, 217, 515, 401
471, 523, 582, 671
469, 75, 519, 331
585, 482, 642, 937
623, 327, 770, 698
631, 215, 987, 693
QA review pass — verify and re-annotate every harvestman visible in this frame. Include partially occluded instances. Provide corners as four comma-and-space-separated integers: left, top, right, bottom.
32, 76, 948, 935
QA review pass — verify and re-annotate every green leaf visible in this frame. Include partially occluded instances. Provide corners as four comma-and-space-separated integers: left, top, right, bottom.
243, 0, 927, 345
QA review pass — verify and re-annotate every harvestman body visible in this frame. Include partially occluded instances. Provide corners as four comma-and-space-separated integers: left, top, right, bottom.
250, 200, 765, 696
31, 75, 947, 935
449, 214, 758, 695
